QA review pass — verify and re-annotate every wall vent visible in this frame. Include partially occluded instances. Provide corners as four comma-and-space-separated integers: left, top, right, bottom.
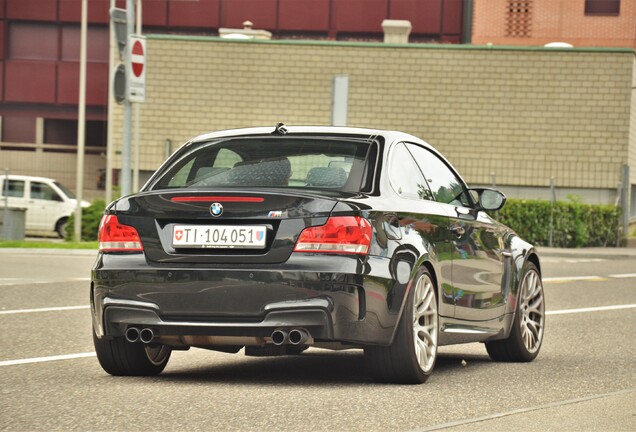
505, 1, 533, 38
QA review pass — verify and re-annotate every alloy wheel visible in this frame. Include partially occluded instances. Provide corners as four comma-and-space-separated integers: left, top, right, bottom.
519, 268, 545, 353
412, 273, 438, 373
145, 344, 171, 366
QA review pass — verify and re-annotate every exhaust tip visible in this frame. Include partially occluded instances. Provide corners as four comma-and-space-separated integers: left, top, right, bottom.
125, 327, 140, 343
139, 328, 155, 344
288, 329, 308, 346
271, 330, 288, 346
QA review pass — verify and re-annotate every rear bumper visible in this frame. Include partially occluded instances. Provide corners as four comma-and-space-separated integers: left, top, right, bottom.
91, 253, 408, 346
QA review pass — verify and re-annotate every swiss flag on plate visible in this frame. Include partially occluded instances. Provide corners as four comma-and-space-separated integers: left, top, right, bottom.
175, 230, 183, 241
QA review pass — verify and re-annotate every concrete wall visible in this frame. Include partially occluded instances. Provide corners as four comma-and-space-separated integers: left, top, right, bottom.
110, 37, 635, 200
0, 147, 105, 201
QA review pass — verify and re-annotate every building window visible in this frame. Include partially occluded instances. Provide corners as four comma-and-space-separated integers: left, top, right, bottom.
585, 0, 620, 15
9, 23, 58, 60
44, 119, 107, 152
2, 116, 36, 143
505, 1, 533, 38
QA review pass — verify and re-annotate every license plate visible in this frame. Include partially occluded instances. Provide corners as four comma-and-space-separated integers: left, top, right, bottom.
172, 225, 267, 249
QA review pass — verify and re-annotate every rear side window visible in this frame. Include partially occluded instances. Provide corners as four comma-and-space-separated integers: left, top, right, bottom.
153, 137, 374, 192
1, 180, 26, 198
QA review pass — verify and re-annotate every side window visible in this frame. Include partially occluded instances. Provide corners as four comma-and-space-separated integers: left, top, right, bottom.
406, 144, 471, 207
389, 142, 433, 200
1, 180, 26, 198
31, 182, 63, 202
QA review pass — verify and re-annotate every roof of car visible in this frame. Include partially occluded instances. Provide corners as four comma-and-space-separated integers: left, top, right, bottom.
190, 125, 427, 146
2, 174, 58, 182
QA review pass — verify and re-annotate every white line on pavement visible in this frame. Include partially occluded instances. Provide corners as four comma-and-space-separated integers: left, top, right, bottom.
0, 352, 96, 367
0, 305, 90, 315
0, 278, 91, 287
608, 273, 636, 279
543, 276, 605, 282
546, 304, 636, 315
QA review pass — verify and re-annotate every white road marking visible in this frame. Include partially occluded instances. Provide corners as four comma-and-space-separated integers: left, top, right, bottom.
608, 273, 636, 279
0, 352, 96, 367
543, 276, 606, 282
0, 305, 90, 315
0, 278, 90, 287
541, 258, 606, 264
546, 304, 636, 315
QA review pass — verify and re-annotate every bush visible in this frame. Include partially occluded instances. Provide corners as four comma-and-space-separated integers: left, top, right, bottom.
65, 200, 106, 241
496, 197, 620, 248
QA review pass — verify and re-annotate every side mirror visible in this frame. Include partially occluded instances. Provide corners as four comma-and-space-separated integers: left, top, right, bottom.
469, 188, 506, 211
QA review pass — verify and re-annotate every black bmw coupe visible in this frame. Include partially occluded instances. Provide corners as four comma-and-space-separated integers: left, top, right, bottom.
92, 125, 545, 383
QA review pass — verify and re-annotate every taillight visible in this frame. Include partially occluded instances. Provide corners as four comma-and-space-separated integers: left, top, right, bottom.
293, 216, 372, 255
98, 215, 143, 253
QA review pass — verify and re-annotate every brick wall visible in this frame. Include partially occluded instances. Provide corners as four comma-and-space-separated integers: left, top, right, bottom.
109, 37, 635, 191
473, 0, 636, 48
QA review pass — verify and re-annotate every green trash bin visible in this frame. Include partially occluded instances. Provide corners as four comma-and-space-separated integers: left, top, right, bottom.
0, 207, 27, 241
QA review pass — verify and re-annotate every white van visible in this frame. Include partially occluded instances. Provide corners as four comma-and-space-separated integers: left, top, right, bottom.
0, 175, 90, 238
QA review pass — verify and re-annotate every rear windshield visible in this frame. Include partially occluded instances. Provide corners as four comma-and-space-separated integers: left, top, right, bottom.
151, 137, 375, 192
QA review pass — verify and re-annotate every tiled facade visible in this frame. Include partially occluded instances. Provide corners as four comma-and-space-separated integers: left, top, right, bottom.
109, 37, 635, 195
473, 0, 636, 48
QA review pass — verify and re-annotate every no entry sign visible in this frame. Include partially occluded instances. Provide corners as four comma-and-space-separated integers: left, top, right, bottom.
127, 35, 146, 103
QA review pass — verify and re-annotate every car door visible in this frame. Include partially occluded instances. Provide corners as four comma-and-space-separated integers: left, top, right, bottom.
386, 142, 455, 319
406, 143, 507, 321
28, 181, 67, 232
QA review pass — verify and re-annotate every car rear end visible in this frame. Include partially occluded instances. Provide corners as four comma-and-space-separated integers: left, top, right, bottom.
91, 130, 404, 354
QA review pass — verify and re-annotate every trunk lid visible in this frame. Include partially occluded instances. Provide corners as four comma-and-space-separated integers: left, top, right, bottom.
113, 189, 350, 265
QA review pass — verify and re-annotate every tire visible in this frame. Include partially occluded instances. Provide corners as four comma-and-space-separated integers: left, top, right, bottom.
93, 328, 171, 376
365, 268, 439, 384
486, 261, 545, 362
56, 218, 68, 239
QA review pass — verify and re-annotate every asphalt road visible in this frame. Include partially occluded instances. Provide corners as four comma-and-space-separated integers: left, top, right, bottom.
0, 251, 634, 431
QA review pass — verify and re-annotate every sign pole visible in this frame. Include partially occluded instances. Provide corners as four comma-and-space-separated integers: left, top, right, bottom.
132, 0, 142, 192
121, 0, 135, 197
73, 0, 87, 241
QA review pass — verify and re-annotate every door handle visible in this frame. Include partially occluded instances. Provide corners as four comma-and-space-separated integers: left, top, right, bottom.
450, 226, 465, 238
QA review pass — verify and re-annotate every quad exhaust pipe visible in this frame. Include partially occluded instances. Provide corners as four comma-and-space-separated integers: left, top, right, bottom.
271, 329, 309, 346
139, 328, 155, 344
125, 327, 140, 343
128, 327, 308, 346
288, 329, 308, 345
125, 327, 155, 344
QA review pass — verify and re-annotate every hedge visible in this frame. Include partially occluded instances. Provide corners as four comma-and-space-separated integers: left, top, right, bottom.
496, 197, 620, 248
65, 200, 106, 241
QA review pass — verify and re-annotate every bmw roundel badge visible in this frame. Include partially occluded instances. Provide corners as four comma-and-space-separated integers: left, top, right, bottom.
210, 202, 223, 217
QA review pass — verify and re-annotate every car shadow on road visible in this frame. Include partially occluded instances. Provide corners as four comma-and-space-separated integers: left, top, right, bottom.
159, 350, 493, 386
